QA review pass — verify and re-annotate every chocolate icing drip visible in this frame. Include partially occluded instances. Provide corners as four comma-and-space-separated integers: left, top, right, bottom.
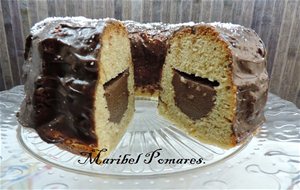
18, 17, 111, 146
172, 70, 219, 120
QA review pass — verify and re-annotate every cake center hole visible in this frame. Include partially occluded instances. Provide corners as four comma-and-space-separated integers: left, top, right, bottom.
104, 69, 129, 123
172, 69, 219, 120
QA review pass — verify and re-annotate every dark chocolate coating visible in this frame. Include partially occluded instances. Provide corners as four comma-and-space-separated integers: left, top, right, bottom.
18, 17, 112, 148
172, 69, 219, 120
211, 23, 269, 143
104, 69, 129, 123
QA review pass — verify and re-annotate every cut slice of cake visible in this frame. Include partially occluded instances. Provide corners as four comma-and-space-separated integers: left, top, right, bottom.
18, 17, 134, 159
158, 23, 268, 148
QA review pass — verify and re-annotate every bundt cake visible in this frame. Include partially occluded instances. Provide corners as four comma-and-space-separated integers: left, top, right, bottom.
18, 17, 135, 159
18, 17, 268, 159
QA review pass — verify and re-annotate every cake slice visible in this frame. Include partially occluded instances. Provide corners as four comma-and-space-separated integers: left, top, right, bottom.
158, 23, 268, 148
18, 17, 134, 159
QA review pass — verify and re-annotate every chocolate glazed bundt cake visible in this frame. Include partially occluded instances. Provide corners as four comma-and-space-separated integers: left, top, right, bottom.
159, 23, 268, 148
18, 17, 135, 159
18, 17, 268, 160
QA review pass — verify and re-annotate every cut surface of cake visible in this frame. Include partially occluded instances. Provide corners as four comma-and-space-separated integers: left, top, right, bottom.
18, 17, 134, 159
123, 21, 194, 97
158, 23, 268, 148
123, 21, 176, 97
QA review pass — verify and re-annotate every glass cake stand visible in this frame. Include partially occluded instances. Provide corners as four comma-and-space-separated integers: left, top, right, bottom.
17, 97, 250, 177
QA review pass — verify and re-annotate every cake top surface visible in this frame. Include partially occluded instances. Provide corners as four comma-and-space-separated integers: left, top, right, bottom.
31, 17, 98, 37
26, 17, 118, 62
30, 18, 265, 64
124, 20, 266, 63
123, 20, 195, 36
210, 22, 266, 63
29, 17, 122, 46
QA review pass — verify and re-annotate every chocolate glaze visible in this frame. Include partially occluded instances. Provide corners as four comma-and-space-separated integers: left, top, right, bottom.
104, 69, 129, 123
172, 70, 219, 120
18, 17, 119, 148
209, 23, 269, 143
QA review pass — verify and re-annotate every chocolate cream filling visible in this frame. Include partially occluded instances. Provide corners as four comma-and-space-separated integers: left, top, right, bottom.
104, 69, 129, 123
172, 69, 219, 120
